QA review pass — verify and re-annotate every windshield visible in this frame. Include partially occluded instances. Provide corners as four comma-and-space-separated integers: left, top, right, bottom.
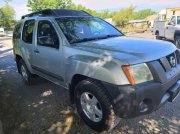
56, 17, 123, 44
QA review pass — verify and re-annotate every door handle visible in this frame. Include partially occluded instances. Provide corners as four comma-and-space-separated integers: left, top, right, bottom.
34, 49, 39, 53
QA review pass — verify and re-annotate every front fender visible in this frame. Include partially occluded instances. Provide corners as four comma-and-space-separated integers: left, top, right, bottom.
65, 55, 130, 85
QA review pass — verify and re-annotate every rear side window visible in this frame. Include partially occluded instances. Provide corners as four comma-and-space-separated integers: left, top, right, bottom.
177, 16, 180, 25
22, 20, 35, 44
13, 21, 22, 39
169, 16, 176, 25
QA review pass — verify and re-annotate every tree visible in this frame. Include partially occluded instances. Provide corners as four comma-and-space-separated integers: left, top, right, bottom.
69, 4, 98, 16
97, 9, 112, 19
27, 0, 112, 19
112, 6, 156, 27
134, 9, 156, 20
0, 4, 15, 28
27, 1, 156, 25
27, 0, 73, 12
112, 6, 136, 26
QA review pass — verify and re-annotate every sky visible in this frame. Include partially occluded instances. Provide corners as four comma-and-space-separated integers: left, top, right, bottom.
0, 0, 180, 20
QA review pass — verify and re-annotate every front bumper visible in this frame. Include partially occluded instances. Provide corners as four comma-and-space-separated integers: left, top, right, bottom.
102, 62, 180, 119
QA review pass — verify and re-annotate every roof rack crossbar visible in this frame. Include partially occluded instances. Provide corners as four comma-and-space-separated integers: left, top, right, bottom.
21, 9, 58, 19
21, 9, 93, 19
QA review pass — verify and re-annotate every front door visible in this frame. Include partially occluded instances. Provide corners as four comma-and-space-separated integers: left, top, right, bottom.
165, 16, 176, 40
32, 20, 64, 85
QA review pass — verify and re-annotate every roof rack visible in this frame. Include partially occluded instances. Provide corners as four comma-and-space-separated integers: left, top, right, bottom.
21, 9, 92, 19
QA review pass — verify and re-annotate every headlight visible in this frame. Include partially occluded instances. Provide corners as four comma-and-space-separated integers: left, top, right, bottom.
122, 63, 153, 85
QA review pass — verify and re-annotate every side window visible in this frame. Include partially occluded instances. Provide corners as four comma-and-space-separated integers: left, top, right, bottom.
177, 16, 180, 25
37, 20, 59, 48
13, 21, 22, 39
22, 20, 35, 44
169, 16, 176, 25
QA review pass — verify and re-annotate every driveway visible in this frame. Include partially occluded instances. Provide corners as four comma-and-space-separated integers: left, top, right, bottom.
0, 33, 180, 134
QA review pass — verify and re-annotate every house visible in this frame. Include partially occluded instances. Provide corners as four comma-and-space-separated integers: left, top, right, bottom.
146, 14, 158, 28
157, 9, 166, 21
128, 19, 147, 27
166, 7, 180, 19
157, 7, 180, 21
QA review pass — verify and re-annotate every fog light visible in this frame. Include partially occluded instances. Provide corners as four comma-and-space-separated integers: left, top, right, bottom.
139, 101, 149, 113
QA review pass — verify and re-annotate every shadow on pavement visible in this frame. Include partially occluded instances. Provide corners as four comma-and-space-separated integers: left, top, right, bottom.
0, 48, 13, 54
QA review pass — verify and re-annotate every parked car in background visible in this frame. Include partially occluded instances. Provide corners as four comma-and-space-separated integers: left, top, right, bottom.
13, 9, 180, 132
0, 28, 5, 36
153, 15, 180, 48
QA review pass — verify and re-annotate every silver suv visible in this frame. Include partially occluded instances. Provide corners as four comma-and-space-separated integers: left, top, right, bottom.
13, 9, 180, 132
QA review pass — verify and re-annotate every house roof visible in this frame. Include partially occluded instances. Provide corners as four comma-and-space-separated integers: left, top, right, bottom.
168, 7, 180, 11
146, 14, 158, 21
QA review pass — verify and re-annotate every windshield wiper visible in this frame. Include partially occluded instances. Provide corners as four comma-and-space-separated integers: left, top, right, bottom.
70, 37, 101, 44
100, 34, 121, 39
70, 35, 121, 44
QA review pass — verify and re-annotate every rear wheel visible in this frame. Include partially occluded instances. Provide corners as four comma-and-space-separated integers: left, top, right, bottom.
175, 36, 180, 48
19, 60, 33, 85
156, 31, 162, 40
75, 79, 119, 132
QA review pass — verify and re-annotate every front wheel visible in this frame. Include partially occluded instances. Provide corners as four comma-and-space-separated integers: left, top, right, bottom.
75, 79, 119, 132
19, 60, 33, 85
175, 36, 180, 48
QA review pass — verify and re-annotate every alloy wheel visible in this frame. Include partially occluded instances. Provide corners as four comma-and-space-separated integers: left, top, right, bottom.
21, 65, 28, 81
80, 92, 103, 122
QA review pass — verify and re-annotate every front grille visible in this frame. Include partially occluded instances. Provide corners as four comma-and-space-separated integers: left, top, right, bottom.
166, 53, 177, 68
159, 52, 178, 72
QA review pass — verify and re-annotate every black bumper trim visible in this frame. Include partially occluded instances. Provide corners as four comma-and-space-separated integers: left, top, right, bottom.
102, 73, 180, 119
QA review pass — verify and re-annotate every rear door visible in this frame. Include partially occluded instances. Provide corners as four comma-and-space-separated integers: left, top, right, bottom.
165, 16, 177, 40
20, 19, 36, 68
32, 19, 64, 85
13, 21, 22, 46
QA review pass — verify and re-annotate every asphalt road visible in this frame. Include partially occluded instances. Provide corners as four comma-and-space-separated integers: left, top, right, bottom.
0, 33, 180, 134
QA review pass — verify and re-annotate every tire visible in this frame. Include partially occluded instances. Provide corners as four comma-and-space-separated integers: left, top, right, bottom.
19, 60, 33, 85
74, 79, 120, 132
174, 36, 180, 49
156, 32, 162, 40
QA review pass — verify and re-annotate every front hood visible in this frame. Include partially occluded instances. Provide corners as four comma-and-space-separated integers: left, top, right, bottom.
73, 36, 177, 64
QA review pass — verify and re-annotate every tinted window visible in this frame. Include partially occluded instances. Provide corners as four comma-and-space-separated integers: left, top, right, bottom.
169, 16, 176, 25
22, 20, 35, 44
37, 20, 59, 48
13, 21, 22, 39
177, 16, 180, 25
56, 17, 122, 44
